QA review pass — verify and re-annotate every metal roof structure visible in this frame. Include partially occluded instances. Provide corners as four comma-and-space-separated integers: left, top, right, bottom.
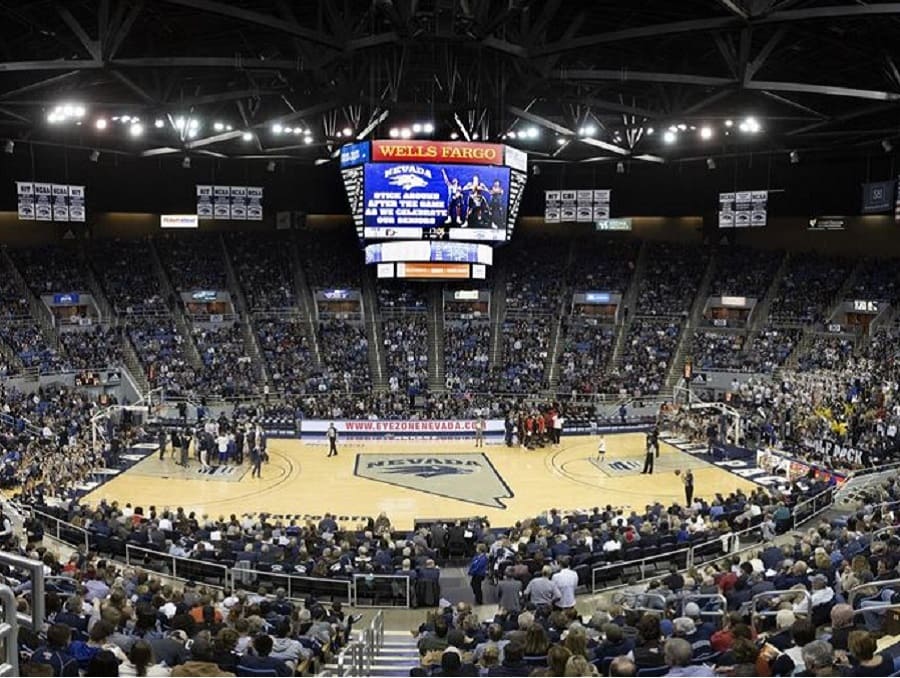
1, 0, 899, 166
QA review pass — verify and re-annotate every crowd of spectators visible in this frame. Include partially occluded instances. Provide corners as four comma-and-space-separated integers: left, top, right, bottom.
490, 319, 551, 393
637, 243, 709, 315
797, 335, 855, 372
127, 317, 196, 395
709, 246, 782, 300
618, 319, 681, 396
691, 331, 749, 372
256, 318, 316, 396
298, 230, 361, 291
157, 235, 227, 292
0, 262, 31, 319
226, 233, 296, 311
191, 325, 257, 397
383, 317, 429, 397
90, 240, 167, 314
59, 327, 123, 371
556, 321, 616, 394
849, 259, 900, 304
770, 255, 853, 325
445, 320, 491, 393
504, 237, 568, 315
568, 238, 638, 294
317, 321, 370, 393
743, 327, 802, 374
0, 322, 66, 374
10, 245, 88, 294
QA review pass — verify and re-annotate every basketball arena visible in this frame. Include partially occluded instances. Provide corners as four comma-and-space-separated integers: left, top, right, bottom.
1, 2, 900, 677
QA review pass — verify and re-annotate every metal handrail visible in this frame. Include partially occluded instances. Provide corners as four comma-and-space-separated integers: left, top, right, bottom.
847, 577, 900, 608
124, 545, 228, 589
751, 589, 813, 629
351, 574, 412, 608
0, 585, 19, 677
230, 566, 353, 603
590, 547, 691, 593
0, 551, 43, 631
32, 509, 90, 552
679, 593, 728, 622
792, 486, 836, 529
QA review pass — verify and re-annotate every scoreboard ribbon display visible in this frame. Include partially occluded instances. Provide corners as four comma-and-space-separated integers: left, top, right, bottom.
363, 161, 510, 241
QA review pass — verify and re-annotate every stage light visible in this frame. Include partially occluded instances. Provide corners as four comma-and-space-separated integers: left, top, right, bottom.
272, 123, 283, 134
472, 133, 479, 140
556, 137, 566, 145
526, 127, 539, 139
646, 127, 654, 135
342, 126, 352, 137
740, 116, 761, 133
129, 123, 143, 137
663, 131, 676, 144
303, 136, 313, 145
241, 131, 253, 141
175, 116, 185, 130
121, 115, 131, 123
213, 122, 224, 132
400, 128, 412, 139
423, 122, 434, 133
450, 132, 459, 140
789, 150, 799, 164
47, 112, 59, 123
181, 156, 191, 169
678, 123, 687, 131
706, 157, 716, 170
293, 127, 303, 135
73, 105, 86, 117
89, 150, 100, 163
4, 140, 14, 154
95, 118, 107, 130
389, 128, 399, 138
154, 118, 165, 128
700, 126, 713, 140
412, 123, 422, 133
188, 118, 199, 130
187, 129, 197, 139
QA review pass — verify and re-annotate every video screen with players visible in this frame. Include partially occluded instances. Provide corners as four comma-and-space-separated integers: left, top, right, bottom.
340, 140, 527, 244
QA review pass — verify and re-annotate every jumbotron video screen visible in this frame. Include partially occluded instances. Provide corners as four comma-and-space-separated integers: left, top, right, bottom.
340, 140, 527, 243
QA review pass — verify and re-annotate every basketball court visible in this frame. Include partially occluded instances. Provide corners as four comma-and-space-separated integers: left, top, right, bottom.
81, 433, 758, 530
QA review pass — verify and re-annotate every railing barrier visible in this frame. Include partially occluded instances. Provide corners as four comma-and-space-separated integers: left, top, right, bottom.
0, 585, 19, 677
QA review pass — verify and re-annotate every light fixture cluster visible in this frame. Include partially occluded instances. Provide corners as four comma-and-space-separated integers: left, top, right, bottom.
46, 103, 87, 124
504, 127, 540, 140
271, 124, 313, 144
660, 116, 762, 144
388, 122, 434, 139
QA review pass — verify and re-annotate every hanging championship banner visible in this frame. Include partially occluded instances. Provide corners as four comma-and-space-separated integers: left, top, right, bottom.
544, 190, 561, 223
196, 185, 213, 219
247, 186, 263, 220
16, 182, 35, 220
213, 185, 231, 219
230, 186, 247, 220
33, 182, 52, 221
52, 184, 69, 222
719, 190, 767, 228
593, 189, 611, 221
68, 185, 85, 222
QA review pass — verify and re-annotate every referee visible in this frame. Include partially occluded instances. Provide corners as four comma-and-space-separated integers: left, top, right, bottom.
326, 423, 339, 457
683, 469, 694, 505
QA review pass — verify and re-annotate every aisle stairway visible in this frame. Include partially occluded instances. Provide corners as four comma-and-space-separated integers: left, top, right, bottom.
323, 630, 421, 677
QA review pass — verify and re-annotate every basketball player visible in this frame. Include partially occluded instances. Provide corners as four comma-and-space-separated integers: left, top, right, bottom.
597, 435, 606, 463
327, 423, 339, 457
489, 179, 505, 228
474, 417, 485, 448
441, 169, 465, 227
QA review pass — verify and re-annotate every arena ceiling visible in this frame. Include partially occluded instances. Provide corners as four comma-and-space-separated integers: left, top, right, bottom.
1, 0, 899, 168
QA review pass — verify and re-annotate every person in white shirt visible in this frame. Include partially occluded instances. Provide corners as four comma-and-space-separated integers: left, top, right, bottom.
597, 436, 606, 462
551, 558, 579, 609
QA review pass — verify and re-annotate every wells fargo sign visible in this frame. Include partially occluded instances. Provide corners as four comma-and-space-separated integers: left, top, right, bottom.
372, 140, 504, 165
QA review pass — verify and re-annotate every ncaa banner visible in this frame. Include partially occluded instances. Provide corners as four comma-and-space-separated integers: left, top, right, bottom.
213, 185, 231, 219
68, 185, 85, 222
52, 184, 69, 222
247, 186, 263, 220
196, 185, 213, 219
33, 182, 52, 221
372, 140, 505, 166
230, 186, 247, 220
16, 181, 35, 220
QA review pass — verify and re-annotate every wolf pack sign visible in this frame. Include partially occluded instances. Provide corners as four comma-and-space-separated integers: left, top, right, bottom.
354, 453, 513, 508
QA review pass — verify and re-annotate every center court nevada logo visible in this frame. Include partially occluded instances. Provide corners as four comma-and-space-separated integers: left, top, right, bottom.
354, 453, 513, 508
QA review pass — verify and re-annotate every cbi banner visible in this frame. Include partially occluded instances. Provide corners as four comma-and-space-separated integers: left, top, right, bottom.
16, 181, 84, 222
372, 140, 505, 165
